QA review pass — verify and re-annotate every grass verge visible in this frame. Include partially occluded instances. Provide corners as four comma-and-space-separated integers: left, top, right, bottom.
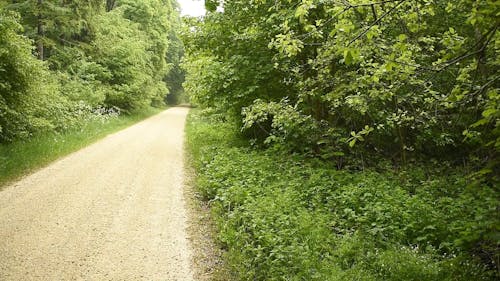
0, 106, 164, 188
185, 109, 498, 281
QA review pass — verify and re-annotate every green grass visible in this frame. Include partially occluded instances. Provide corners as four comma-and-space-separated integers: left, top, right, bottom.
0, 106, 164, 188
186, 109, 499, 281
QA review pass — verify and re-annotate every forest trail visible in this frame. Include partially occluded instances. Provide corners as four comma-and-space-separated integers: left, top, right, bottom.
0, 107, 194, 281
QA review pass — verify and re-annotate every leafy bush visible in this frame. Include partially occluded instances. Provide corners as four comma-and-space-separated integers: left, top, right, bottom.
186, 110, 499, 281
242, 99, 319, 152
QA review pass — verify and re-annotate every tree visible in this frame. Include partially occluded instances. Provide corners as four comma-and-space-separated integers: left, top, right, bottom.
184, 0, 499, 167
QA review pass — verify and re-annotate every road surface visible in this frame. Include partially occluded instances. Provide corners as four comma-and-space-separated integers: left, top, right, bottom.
0, 107, 194, 280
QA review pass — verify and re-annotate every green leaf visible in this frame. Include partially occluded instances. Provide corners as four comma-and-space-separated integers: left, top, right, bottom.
471, 119, 488, 128
344, 49, 353, 65
482, 108, 496, 118
349, 139, 357, 147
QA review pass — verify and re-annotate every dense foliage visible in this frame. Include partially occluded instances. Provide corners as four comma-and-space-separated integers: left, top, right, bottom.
183, 0, 499, 176
0, 0, 183, 143
182, 0, 499, 280
0, 11, 63, 141
187, 110, 498, 281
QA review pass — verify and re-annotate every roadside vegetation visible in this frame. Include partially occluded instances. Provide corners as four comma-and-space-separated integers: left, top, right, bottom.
187, 109, 498, 281
0, 106, 162, 186
183, 0, 499, 280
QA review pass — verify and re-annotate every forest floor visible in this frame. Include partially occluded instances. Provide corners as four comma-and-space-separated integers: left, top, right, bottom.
0, 107, 195, 280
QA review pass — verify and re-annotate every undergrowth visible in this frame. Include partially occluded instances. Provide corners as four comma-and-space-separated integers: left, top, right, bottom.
0, 106, 163, 187
186, 109, 499, 281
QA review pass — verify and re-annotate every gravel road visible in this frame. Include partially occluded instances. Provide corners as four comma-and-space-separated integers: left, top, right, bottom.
0, 107, 194, 280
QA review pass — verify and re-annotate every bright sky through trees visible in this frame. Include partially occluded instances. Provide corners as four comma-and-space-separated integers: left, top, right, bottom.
178, 0, 205, 17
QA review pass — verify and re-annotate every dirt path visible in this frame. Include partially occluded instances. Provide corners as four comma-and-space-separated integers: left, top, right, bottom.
0, 107, 194, 281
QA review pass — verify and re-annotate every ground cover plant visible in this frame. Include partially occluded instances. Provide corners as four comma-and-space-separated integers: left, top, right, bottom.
186, 109, 499, 281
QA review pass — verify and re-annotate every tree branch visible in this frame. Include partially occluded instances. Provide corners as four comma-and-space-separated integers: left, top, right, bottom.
348, 0, 409, 46
436, 22, 498, 72
333, 0, 401, 8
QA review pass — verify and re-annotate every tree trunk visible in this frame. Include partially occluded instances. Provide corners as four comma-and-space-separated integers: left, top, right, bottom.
37, 0, 44, 60
475, 27, 487, 77
106, 0, 115, 12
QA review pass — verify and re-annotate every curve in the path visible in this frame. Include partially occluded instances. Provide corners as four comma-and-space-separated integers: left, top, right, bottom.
0, 107, 194, 281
